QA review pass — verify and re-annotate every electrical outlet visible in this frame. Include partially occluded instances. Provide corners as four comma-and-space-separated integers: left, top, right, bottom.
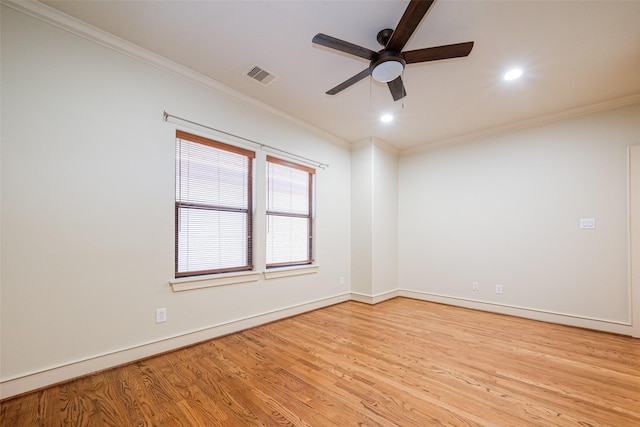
339, 276, 345, 286
495, 284, 503, 294
580, 218, 596, 229
156, 308, 167, 323
472, 282, 479, 291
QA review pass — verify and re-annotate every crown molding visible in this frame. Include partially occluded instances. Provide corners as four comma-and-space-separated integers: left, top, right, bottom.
402, 93, 640, 156
2, 0, 349, 148
351, 137, 399, 156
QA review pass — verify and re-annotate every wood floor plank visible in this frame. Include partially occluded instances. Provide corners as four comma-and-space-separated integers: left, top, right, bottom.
283, 309, 533, 425
2, 298, 639, 426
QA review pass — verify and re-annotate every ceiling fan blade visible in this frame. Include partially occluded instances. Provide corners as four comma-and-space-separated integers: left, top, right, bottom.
403, 41, 474, 64
312, 33, 376, 60
326, 67, 372, 95
386, 0, 435, 52
387, 76, 407, 101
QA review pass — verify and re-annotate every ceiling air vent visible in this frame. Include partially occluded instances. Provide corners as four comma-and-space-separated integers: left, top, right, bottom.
245, 65, 277, 86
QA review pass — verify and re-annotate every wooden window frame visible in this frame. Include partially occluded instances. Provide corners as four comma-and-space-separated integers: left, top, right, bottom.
175, 130, 255, 277
266, 155, 315, 268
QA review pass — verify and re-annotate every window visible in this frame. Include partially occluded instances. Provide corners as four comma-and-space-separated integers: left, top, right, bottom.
175, 131, 254, 277
266, 156, 315, 268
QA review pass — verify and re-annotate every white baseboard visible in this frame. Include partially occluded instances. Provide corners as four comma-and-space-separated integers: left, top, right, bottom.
350, 289, 399, 304
0, 293, 351, 400
399, 290, 634, 336
2, 289, 634, 400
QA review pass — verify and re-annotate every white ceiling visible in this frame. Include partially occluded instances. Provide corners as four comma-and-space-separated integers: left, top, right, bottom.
41, 0, 640, 151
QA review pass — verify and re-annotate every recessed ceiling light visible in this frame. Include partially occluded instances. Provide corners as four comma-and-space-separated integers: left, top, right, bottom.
380, 114, 394, 123
504, 68, 523, 81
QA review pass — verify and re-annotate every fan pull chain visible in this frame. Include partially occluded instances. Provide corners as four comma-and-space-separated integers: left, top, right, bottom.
401, 69, 405, 111
369, 74, 373, 118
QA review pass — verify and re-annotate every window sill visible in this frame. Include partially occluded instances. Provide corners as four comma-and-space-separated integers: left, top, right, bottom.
263, 264, 319, 280
169, 265, 319, 291
170, 270, 261, 292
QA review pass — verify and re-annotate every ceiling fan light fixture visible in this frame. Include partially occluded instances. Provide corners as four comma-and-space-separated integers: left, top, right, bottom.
372, 60, 404, 83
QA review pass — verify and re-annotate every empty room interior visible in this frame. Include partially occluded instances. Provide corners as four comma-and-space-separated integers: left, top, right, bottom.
1, 0, 640, 425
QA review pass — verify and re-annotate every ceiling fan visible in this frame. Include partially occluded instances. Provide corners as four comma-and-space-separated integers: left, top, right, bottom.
312, 0, 474, 101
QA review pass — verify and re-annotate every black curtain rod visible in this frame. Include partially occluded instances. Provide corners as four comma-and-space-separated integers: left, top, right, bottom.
163, 111, 329, 169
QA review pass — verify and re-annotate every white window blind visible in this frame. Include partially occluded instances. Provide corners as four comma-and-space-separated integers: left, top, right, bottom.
266, 156, 315, 267
175, 131, 254, 277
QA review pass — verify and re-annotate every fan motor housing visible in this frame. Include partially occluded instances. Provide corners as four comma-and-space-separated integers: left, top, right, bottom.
372, 50, 406, 67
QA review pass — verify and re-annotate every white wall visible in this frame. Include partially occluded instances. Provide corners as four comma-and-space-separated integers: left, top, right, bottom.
631, 145, 640, 338
399, 103, 640, 332
371, 141, 398, 296
351, 139, 398, 302
0, 5, 351, 397
350, 142, 373, 296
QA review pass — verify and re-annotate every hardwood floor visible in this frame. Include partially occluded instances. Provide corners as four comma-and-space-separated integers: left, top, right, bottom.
2, 298, 639, 426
